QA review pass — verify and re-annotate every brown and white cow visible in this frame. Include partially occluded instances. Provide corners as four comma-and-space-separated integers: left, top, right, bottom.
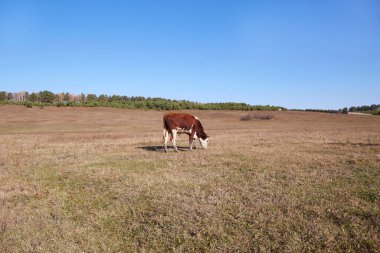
163, 113, 208, 152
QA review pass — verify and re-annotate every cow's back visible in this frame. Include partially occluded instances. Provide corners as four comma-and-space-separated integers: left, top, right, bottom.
163, 113, 195, 131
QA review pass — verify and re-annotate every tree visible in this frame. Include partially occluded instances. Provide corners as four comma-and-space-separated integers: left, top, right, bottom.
98, 94, 108, 102
109, 95, 121, 102
0, 91, 7, 101
29, 93, 38, 102
7, 93, 13, 100
64, 92, 71, 102
342, 107, 348, 114
80, 93, 86, 102
86, 94, 97, 102
39, 90, 55, 103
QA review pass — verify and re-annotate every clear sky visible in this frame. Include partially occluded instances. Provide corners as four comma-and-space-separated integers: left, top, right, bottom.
0, 0, 379, 109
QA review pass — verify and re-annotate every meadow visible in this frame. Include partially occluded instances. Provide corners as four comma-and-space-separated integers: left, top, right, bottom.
1, 105, 379, 252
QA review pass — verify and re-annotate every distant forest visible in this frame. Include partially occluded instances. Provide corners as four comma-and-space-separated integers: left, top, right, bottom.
0, 90, 285, 111
302, 104, 380, 115
1, 90, 378, 114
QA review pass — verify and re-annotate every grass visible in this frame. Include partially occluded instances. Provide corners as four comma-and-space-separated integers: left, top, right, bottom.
0, 105, 380, 252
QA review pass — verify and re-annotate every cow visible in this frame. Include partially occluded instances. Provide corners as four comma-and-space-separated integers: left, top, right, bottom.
163, 113, 208, 152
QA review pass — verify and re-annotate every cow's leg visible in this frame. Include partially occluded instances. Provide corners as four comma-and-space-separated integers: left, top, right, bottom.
189, 134, 196, 150
163, 129, 169, 152
191, 132, 198, 149
189, 135, 193, 150
171, 129, 179, 152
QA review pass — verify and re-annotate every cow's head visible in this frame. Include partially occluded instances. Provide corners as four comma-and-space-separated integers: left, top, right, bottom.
199, 137, 209, 149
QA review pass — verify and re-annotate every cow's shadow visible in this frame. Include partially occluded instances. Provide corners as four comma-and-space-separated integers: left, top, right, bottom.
136, 146, 191, 152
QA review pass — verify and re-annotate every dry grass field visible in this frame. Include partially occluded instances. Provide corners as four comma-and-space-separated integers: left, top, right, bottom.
1, 105, 379, 252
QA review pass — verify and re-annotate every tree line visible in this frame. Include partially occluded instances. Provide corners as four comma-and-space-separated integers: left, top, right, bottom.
0, 90, 285, 111
300, 105, 380, 115
347, 104, 380, 112
337, 104, 380, 115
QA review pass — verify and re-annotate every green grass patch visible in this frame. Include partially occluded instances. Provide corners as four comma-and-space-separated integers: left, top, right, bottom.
359, 189, 378, 203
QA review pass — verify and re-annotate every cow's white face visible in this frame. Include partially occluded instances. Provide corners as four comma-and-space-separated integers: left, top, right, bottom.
199, 138, 208, 149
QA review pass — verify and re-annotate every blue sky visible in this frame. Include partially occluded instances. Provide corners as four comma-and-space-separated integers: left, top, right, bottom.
0, 0, 379, 109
